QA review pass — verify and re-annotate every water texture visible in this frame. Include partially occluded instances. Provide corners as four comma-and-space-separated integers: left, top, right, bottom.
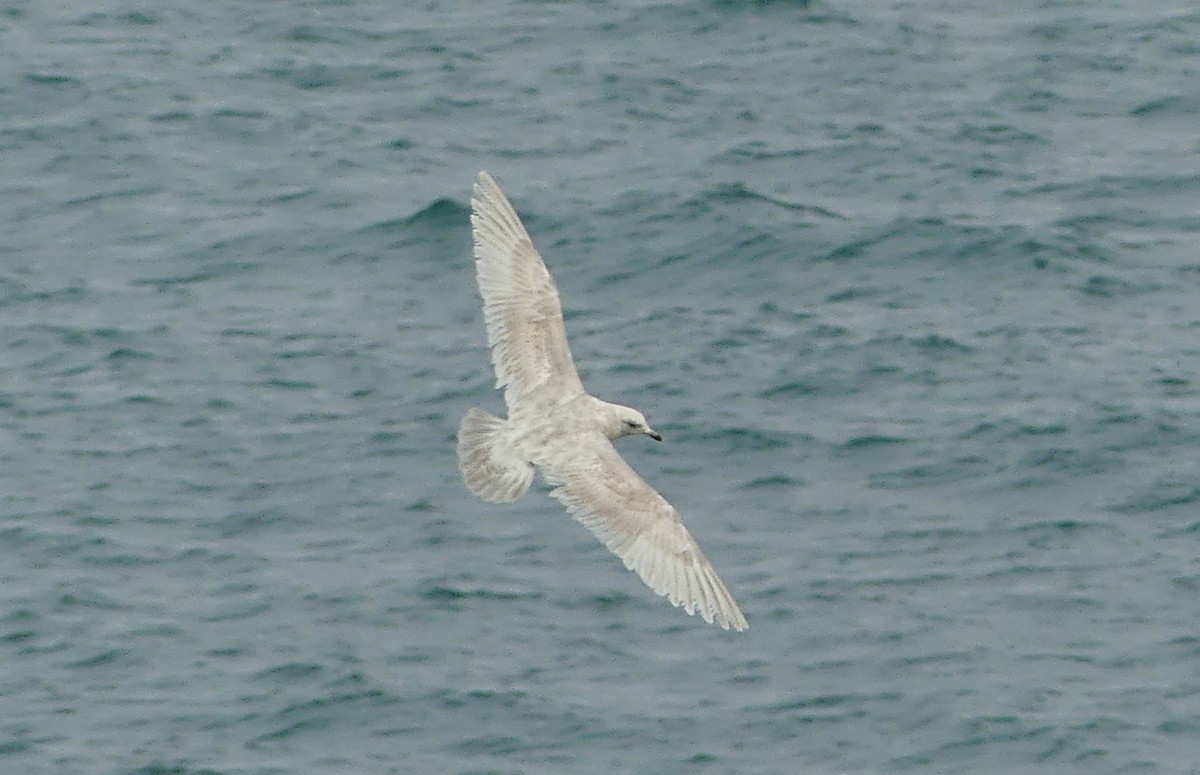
2, 1, 1199, 773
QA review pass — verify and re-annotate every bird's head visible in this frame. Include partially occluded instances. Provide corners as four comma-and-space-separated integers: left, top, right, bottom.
606, 403, 662, 442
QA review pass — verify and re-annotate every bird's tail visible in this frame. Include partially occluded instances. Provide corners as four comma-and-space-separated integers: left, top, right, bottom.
456, 408, 534, 502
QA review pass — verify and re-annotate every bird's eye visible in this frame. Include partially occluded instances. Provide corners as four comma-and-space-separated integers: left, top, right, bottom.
624, 420, 638, 428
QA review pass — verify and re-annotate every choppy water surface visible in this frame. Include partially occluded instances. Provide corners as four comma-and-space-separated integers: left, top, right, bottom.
3, 1, 1199, 773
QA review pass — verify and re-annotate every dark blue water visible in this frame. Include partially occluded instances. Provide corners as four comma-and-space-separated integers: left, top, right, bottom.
3, 1, 1199, 773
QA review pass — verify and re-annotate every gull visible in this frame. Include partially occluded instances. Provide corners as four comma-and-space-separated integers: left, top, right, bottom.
456, 171, 747, 631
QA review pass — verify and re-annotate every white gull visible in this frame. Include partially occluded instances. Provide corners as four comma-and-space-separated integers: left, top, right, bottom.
456, 171, 747, 631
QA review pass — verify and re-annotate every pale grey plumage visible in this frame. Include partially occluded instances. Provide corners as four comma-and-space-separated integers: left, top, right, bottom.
457, 171, 747, 631
469, 171, 583, 414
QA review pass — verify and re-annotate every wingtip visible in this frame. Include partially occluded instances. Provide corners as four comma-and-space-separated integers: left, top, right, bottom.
475, 169, 497, 192
712, 603, 750, 633
471, 170, 508, 216
688, 600, 748, 632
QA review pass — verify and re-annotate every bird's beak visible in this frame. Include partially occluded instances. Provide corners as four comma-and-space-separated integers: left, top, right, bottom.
647, 428, 663, 442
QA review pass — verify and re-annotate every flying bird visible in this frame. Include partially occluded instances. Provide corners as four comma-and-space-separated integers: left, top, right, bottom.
457, 171, 747, 631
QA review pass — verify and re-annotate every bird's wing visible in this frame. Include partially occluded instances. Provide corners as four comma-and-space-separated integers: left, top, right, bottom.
542, 433, 748, 631
470, 171, 585, 411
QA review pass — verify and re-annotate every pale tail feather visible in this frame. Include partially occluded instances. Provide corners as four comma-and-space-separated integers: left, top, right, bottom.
457, 408, 534, 503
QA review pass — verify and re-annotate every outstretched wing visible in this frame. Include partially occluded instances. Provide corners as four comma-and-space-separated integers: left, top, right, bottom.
542, 434, 748, 631
470, 171, 584, 411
